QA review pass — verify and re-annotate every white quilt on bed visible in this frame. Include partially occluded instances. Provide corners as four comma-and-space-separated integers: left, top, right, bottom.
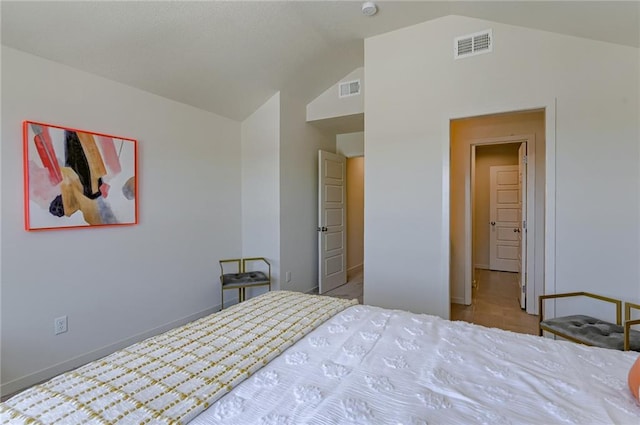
0, 292, 356, 424
191, 304, 640, 425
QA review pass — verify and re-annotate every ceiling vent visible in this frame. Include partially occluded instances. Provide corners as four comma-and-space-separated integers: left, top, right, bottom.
454, 29, 493, 59
339, 79, 361, 98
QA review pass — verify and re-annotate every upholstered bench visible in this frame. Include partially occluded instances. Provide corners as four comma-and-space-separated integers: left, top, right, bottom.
219, 257, 271, 309
539, 293, 640, 352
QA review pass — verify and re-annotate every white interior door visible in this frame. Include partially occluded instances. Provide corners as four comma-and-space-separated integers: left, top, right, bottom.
318, 151, 347, 294
518, 143, 527, 309
489, 165, 520, 272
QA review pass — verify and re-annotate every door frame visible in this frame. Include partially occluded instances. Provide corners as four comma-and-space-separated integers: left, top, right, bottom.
467, 136, 535, 311
443, 99, 556, 318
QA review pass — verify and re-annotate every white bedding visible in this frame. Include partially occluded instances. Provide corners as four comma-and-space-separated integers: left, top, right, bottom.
0, 292, 356, 424
191, 304, 640, 425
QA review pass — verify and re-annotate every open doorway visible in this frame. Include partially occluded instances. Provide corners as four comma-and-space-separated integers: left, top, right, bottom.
336, 131, 365, 296
316, 132, 364, 304
449, 110, 545, 333
316, 155, 364, 303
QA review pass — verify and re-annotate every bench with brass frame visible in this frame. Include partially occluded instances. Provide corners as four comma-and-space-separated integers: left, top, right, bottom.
220, 257, 271, 310
624, 302, 640, 351
539, 292, 640, 351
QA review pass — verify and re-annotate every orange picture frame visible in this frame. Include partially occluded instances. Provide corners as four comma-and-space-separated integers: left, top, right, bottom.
23, 121, 138, 230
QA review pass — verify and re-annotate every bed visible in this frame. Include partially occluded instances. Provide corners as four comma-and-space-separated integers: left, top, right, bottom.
2, 291, 639, 424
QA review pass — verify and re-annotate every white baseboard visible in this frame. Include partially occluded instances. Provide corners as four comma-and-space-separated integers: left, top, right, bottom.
1, 303, 227, 398
450, 296, 466, 305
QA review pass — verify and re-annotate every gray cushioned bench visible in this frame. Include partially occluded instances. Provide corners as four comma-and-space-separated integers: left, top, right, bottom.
539, 292, 640, 352
219, 257, 271, 309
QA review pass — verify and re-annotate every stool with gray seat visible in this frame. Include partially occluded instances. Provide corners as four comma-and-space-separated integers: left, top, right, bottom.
219, 257, 271, 310
539, 292, 640, 351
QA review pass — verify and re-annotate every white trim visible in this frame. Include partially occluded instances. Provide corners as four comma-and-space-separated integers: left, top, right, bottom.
544, 99, 558, 316
466, 147, 476, 305
451, 296, 466, 305
524, 137, 537, 314
468, 135, 536, 312
444, 98, 557, 318
0, 305, 221, 398
442, 126, 451, 320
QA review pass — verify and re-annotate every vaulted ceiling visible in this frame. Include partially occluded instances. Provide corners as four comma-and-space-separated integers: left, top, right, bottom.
2, 1, 638, 121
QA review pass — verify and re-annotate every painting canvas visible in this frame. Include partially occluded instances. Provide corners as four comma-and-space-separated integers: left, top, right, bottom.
23, 121, 138, 230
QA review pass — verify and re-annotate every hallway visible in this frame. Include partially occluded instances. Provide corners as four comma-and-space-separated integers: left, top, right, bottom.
451, 269, 539, 335
319, 268, 539, 335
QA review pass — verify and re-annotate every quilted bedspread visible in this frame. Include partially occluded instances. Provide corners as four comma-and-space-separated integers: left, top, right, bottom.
190, 304, 640, 425
0, 291, 357, 424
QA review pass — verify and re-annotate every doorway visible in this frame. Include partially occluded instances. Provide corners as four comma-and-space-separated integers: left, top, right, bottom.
449, 109, 545, 326
317, 132, 365, 296
475, 141, 531, 311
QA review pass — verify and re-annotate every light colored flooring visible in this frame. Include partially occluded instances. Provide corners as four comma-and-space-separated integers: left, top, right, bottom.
315, 268, 363, 304
320, 268, 539, 335
450, 268, 540, 335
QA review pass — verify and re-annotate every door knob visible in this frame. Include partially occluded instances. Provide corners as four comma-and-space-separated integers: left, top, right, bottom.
490, 221, 496, 226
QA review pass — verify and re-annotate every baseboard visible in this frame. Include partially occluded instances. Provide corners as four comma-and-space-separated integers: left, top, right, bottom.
306, 286, 319, 294
450, 296, 466, 305
0, 303, 227, 398
474, 264, 489, 270
347, 264, 363, 274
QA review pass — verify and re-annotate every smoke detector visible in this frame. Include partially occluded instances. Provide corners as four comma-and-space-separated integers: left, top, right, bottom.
362, 2, 377, 16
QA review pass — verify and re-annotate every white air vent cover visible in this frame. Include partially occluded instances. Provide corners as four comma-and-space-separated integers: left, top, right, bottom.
339, 79, 361, 98
454, 29, 493, 59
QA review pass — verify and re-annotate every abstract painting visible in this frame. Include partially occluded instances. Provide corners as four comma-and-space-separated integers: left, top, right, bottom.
23, 121, 138, 230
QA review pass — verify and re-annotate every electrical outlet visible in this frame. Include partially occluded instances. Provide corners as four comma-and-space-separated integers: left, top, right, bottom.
54, 316, 68, 335
286, 271, 292, 283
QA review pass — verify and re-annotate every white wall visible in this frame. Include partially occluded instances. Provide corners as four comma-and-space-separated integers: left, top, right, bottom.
241, 92, 281, 297
307, 68, 364, 122
337, 132, 364, 157
1, 47, 242, 395
280, 90, 335, 293
364, 16, 639, 318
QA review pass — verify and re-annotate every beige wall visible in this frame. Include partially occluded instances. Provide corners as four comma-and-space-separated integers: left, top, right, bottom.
347, 157, 364, 274
450, 110, 545, 304
473, 144, 520, 268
